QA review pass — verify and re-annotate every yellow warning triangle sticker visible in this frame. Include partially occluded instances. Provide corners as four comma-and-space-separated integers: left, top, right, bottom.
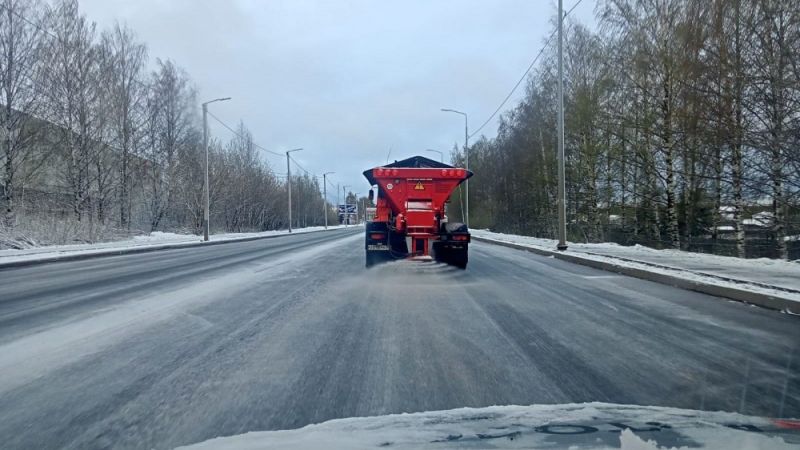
414, 181, 425, 190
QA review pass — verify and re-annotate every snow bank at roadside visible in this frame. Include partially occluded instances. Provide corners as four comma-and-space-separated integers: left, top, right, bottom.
0, 225, 357, 266
177, 402, 800, 450
129, 226, 352, 244
472, 229, 800, 309
473, 229, 800, 291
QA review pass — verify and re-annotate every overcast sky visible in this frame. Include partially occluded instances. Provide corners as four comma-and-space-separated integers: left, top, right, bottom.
78, 0, 597, 201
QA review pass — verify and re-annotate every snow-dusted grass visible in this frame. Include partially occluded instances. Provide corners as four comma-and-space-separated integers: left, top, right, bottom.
0, 213, 140, 250
0, 224, 357, 266
472, 229, 800, 309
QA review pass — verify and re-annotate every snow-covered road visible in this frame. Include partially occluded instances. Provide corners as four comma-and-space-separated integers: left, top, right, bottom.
0, 229, 798, 449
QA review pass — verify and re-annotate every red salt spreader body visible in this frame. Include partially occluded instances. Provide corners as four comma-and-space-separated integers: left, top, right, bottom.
362, 156, 473, 268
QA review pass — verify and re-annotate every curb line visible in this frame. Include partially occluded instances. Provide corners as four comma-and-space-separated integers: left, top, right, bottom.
472, 236, 799, 315
0, 227, 359, 270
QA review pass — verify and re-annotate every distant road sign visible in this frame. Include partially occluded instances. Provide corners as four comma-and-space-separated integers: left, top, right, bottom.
338, 204, 357, 214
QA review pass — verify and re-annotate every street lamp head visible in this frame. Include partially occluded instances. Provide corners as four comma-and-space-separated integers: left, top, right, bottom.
426, 149, 444, 162
441, 108, 466, 117
286, 147, 303, 155
425, 148, 444, 160
203, 97, 232, 106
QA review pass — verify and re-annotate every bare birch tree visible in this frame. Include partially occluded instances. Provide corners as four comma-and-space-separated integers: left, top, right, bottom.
98, 23, 146, 229
0, 0, 47, 227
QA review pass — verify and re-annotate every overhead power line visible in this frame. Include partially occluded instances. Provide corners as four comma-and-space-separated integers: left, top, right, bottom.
206, 111, 283, 157
469, 0, 585, 138
289, 155, 316, 177
325, 177, 337, 193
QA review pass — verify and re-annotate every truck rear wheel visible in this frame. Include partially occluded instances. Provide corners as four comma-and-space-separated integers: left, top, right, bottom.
451, 245, 468, 269
432, 241, 444, 263
433, 242, 468, 269
365, 221, 392, 268
389, 230, 408, 256
436, 222, 469, 269
365, 251, 379, 268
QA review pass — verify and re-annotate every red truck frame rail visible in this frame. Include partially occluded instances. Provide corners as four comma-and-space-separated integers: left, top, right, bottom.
362, 156, 472, 268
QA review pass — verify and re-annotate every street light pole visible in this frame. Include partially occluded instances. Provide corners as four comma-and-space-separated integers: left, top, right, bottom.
202, 96, 231, 241
441, 108, 469, 226
556, 0, 568, 251
322, 172, 334, 229
285, 148, 303, 233
426, 148, 444, 163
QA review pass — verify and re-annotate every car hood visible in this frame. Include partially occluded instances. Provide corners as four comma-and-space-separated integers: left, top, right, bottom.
178, 402, 800, 449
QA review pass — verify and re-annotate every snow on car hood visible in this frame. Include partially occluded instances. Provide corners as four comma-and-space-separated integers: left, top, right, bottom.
177, 402, 800, 449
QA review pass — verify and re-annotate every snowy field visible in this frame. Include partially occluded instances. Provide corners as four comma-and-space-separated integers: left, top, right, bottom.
472, 229, 800, 309
0, 225, 356, 266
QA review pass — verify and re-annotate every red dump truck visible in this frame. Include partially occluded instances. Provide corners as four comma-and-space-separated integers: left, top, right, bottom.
362, 156, 473, 268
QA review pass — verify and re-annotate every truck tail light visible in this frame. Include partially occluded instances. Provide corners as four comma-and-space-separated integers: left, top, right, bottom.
370, 233, 386, 240
452, 235, 469, 241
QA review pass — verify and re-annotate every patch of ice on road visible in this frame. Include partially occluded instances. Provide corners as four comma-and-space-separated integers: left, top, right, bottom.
176, 402, 800, 450
0, 232, 362, 394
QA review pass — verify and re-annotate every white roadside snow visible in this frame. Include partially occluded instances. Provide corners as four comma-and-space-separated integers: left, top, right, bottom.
471, 229, 800, 309
0, 225, 356, 266
177, 402, 800, 450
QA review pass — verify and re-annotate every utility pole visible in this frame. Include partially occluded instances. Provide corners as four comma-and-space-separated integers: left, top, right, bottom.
342, 185, 351, 226
556, 0, 568, 251
201, 97, 231, 241
323, 172, 334, 229
441, 108, 469, 226
285, 148, 303, 232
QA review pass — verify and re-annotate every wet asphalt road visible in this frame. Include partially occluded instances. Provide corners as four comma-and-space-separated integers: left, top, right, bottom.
0, 228, 798, 449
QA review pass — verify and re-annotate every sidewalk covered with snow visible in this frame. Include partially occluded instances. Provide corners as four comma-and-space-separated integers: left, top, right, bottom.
472, 230, 800, 313
0, 225, 355, 267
